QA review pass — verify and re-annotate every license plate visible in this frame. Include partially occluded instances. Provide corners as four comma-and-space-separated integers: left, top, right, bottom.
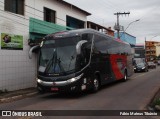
51, 87, 59, 91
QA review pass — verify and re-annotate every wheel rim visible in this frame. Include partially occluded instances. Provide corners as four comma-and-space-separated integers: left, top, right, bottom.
94, 79, 99, 90
124, 72, 127, 80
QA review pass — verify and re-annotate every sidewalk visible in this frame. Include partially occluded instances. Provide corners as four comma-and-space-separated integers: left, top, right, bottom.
0, 87, 38, 103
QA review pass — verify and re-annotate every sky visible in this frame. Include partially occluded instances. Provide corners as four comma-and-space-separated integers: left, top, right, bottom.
64, 0, 160, 44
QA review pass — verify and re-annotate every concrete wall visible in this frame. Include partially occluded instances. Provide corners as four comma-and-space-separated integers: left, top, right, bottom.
115, 32, 136, 45
25, 0, 87, 26
0, 0, 88, 91
0, 0, 37, 91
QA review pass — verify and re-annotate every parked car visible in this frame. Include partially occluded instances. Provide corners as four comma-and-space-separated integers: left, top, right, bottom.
134, 62, 148, 72
157, 60, 160, 65
147, 62, 156, 69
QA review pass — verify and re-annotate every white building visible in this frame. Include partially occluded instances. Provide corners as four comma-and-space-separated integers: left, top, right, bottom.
0, 0, 90, 91
155, 44, 160, 57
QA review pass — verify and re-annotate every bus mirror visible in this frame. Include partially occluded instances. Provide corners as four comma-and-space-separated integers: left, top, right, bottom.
76, 40, 88, 55
29, 45, 40, 59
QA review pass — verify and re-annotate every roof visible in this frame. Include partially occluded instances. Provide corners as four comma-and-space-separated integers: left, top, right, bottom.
47, 28, 129, 45
57, 0, 91, 16
119, 32, 136, 38
87, 21, 114, 32
135, 44, 144, 46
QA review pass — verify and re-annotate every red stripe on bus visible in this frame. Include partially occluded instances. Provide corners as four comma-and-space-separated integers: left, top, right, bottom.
110, 55, 127, 80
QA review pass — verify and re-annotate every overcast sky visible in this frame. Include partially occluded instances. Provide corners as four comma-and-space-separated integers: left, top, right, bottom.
64, 0, 160, 44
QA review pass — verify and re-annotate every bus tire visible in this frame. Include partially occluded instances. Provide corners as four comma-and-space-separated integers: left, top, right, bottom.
122, 70, 127, 82
91, 76, 100, 93
37, 86, 45, 94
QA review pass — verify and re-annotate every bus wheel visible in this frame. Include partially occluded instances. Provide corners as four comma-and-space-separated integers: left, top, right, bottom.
92, 77, 100, 93
37, 86, 45, 94
123, 71, 127, 82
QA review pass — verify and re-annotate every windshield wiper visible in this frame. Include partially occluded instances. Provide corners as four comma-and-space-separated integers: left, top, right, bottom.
53, 57, 65, 73
45, 49, 56, 72
46, 50, 65, 74
68, 51, 76, 71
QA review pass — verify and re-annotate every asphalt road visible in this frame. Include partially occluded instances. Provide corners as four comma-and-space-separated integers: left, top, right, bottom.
0, 66, 160, 119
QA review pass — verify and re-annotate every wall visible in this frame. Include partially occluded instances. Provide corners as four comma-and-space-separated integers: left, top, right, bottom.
0, 0, 88, 91
0, 0, 36, 91
115, 32, 136, 45
156, 45, 160, 57
25, 0, 87, 27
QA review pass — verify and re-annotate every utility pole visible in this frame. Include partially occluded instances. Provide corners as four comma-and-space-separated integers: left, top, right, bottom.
114, 12, 130, 39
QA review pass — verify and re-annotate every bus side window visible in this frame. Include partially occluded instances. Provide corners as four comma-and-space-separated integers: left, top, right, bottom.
94, 35, 106, 54
81, 33, 93, 42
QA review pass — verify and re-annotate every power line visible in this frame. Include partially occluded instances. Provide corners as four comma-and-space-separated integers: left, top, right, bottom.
64, 0, 117, 25
101, 0, 121, 11
0, 7, 69, 31
0, 10, 71, 33
0, 0, 115, 33
0, 16, 29, 30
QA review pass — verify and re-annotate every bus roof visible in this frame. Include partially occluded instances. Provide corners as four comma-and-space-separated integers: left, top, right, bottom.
45, 29, 130, 45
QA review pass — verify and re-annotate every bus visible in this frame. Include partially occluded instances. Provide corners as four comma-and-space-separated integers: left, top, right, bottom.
29, 29, 134, 93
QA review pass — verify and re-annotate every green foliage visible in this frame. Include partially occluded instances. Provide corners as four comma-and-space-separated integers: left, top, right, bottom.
153, 98, 160, 106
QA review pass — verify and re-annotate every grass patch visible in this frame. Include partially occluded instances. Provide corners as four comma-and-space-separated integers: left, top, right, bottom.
153, 98, 160, 106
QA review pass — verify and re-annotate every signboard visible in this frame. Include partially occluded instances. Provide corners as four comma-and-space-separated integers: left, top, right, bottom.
1, 33, 23, 50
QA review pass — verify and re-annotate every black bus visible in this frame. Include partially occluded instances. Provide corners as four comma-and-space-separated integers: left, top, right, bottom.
29, 29, 134, 93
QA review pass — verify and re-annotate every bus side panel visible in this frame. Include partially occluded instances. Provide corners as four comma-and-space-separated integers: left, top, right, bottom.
127, 55, 134, 77
110, 54, 127, 80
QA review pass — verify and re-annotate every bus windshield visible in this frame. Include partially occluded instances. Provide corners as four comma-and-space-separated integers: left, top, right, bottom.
38, 36, 88, 75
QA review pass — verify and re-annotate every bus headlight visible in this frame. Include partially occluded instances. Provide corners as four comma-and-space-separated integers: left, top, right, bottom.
37, 78, 42, 83
67, 73, 83, 83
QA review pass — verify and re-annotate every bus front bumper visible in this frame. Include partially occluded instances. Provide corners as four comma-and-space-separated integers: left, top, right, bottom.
36, 75, 91, 93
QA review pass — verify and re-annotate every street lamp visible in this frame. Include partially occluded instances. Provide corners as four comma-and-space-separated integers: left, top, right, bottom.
124, 19, 140, 32
120, 19, 140, 38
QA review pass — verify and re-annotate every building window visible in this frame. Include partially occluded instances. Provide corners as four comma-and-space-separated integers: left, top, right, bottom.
5, 0, 24, 15
66, 15, 85, 29
44, 7, 56, 23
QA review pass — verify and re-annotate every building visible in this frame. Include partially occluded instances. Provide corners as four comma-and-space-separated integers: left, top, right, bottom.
145, 41, 160, 61
155, 44, 160, 57
0, 0, 90, 91
87, 21, 114, 36
114, 32, 136, 46
134, 44, 145, 58
134, 44, 145, 64
29, 0, 91, 45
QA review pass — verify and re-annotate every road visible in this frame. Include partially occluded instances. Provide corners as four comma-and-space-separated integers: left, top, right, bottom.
0, 66, 160, 119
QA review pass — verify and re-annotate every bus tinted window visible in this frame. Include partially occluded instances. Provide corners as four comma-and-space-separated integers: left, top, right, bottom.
81, 33, 93, 42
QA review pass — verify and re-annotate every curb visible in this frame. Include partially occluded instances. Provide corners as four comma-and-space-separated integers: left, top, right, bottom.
147, 88, 160, 111
0, 92, 38, 103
